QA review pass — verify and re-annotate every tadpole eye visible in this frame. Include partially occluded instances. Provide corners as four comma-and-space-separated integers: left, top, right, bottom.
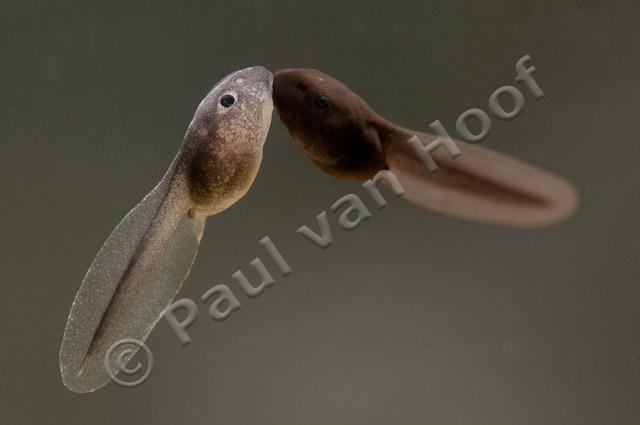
220, 94, 235, 108
314, 93, 329, 108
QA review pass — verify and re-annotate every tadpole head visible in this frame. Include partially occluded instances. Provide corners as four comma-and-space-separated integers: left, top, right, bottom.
273, 68, 386, 180
185, 66, 274, 216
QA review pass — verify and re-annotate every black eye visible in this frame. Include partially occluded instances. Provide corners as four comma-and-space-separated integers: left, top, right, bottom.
220, 94, 235, 108
314, 93, 329, 108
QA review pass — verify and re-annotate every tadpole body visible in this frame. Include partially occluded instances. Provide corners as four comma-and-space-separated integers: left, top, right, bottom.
60, 67, 273, 393
273, 68, 577, 227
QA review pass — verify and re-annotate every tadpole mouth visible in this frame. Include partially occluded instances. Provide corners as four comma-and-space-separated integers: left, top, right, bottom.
266, 72, 273, 91
272, 70, 284, 111
237, 65, 273, 96
272, 68, 303, 112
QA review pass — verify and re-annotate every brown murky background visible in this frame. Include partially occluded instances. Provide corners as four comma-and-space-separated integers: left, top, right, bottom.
1, 1, 639, 424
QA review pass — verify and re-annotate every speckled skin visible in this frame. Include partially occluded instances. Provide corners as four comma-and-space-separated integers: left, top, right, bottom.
60, 67, 273, 393
273, 68, 578, 227
181, 70, 273, 216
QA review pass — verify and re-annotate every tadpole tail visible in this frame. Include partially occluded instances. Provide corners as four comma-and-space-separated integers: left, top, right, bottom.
59, 169, 204, 393
386, 131, 578, 227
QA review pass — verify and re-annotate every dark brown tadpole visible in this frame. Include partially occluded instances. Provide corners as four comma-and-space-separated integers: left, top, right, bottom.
60, 66, 273, 393
273, 68, 578, 227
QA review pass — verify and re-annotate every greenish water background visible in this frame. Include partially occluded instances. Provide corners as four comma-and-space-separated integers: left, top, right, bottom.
1, 1, 639, 424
